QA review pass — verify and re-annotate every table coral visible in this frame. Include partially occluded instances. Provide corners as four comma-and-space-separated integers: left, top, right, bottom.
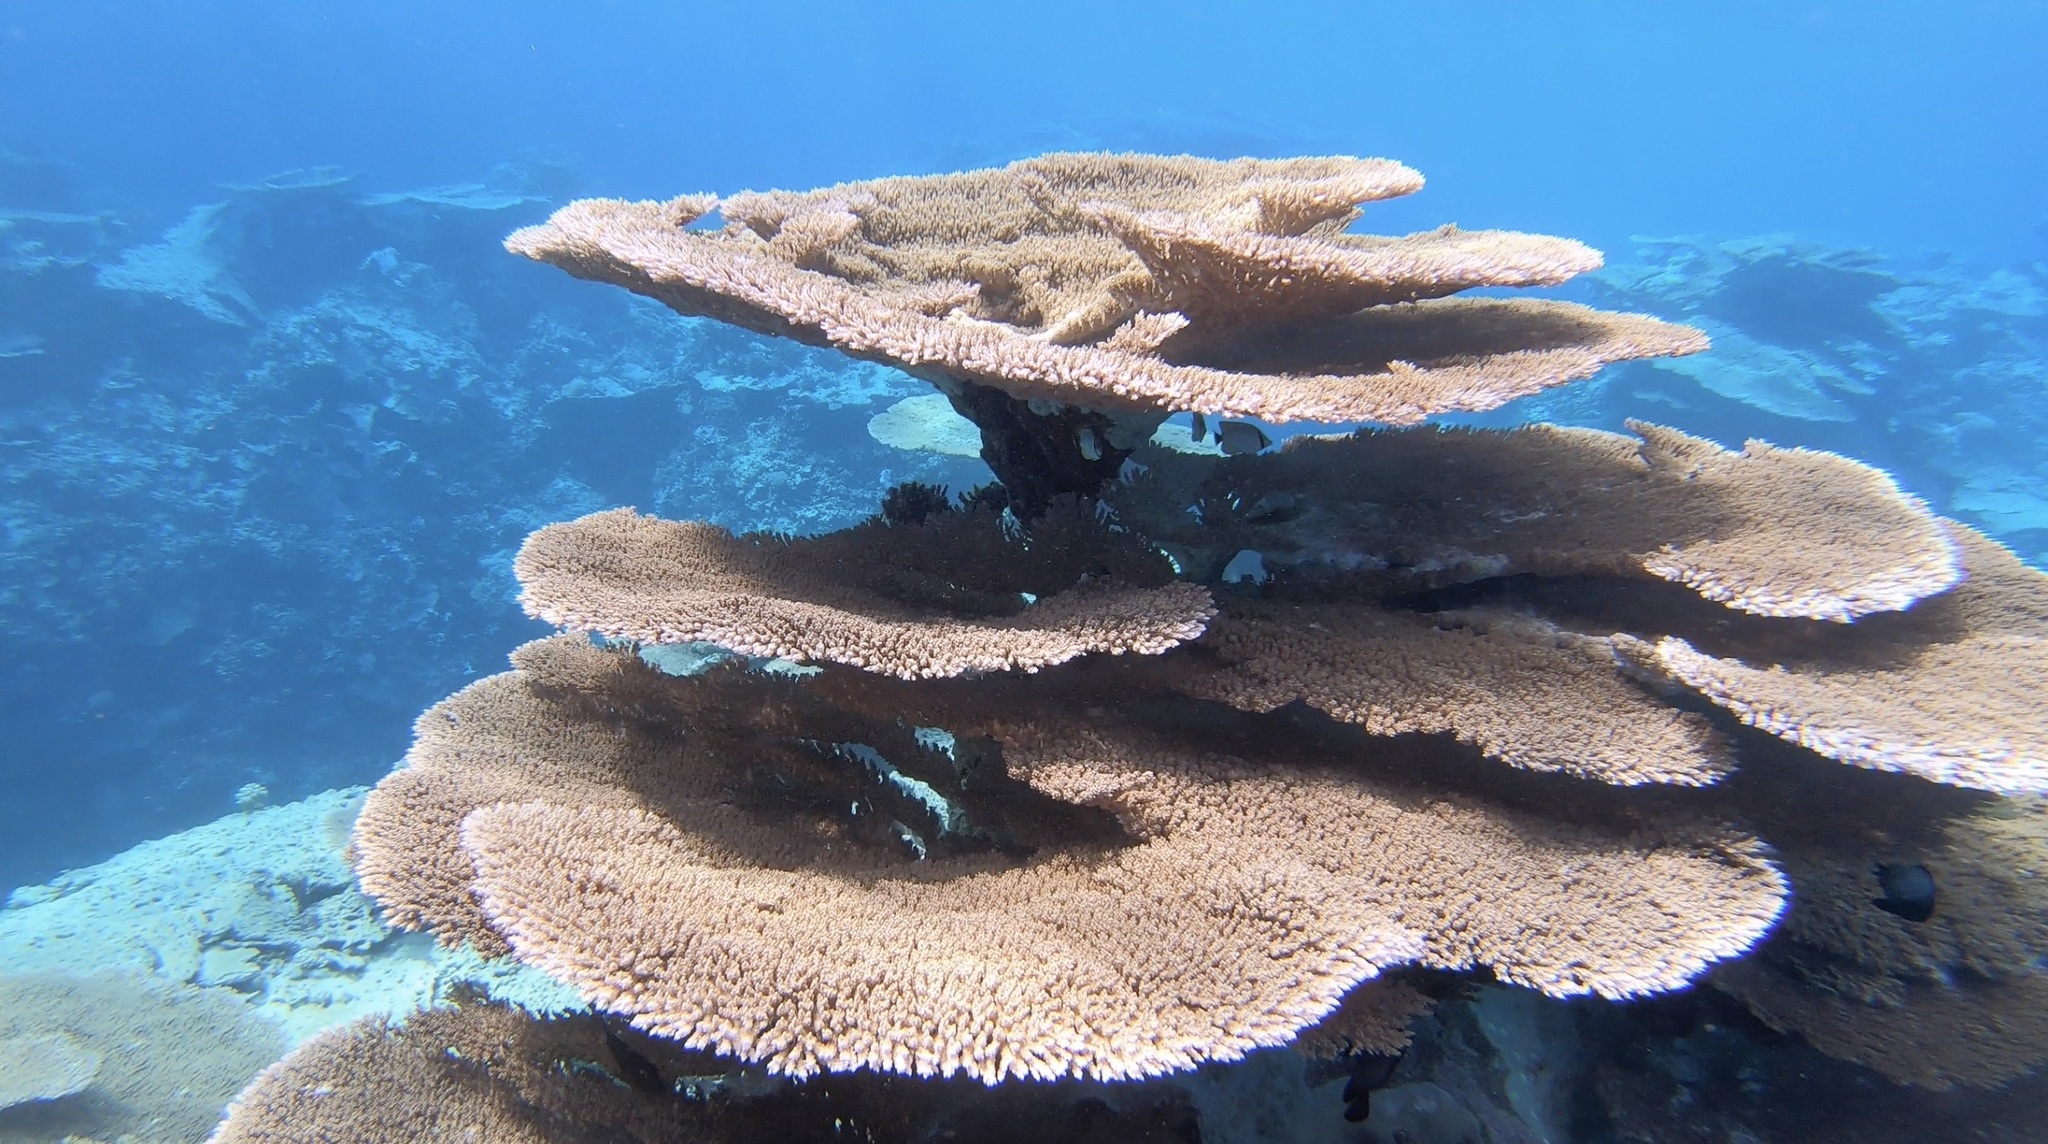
318, 153, 2048, 1133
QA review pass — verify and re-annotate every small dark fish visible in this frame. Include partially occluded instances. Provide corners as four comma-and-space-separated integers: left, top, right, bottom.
1217, 420, 1273, 456
604, 1022, 669, 1095
1190, 411, 1208, 443
1341, 1049, 1403, 1122
1345, 1089, 1372, 1123
1873, 862, 1936, 922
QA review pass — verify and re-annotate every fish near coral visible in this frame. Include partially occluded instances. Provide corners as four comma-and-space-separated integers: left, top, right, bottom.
1873, 861, 1937, 923
1217, 419, 1273, 456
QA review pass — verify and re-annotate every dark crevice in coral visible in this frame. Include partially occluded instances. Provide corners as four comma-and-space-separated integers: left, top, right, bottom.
877, 481, 955, 527
939, 380, 1130, 519
1380, 571, 1967, 667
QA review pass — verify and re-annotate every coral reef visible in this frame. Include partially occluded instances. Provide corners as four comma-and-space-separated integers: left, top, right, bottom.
351, 634, 1784, 1082
0, 1033, 100, 1111
212, 1001, 1204, 1144
0, 787, 579, 1042
1564, 233, 2048, 566
231, 152, 2046, 1142
0, 969, 286, 1144
507, 153, 1704, 514
512, 506, 1214, 678
1618, 524, 2048, 794
1107, 420, 1959, 616
13, 143, 2048, 1140
1696, 740, 2048, 1090
0, 166, 985, 887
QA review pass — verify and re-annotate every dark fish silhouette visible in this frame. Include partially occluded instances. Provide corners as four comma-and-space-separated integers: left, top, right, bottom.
1217, 420, 1273, 455
1341, 1049, 1403, 1122
1873, 862, 1936, 922
604, 1021, 669, 1095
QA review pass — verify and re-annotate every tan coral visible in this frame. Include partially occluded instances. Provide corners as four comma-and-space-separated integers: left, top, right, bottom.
353, 640, 746, 956
513, 508, 1215, 679
561, 152, 1422, 350
1625, 423, 1961, 620
720, 153, 1427, 329
460, 797, 1421, 1084
1117, 421, 1960, 621
1084, 207, 1602, 331
210, 1005, 688, 1144
1713, 961, 2048, 1091
1759, 800, 2048, 991
360, 636, 1783, 1084
1701, 770, 2048, 1089
213, 1001, 1208, 1143
1186, 603, 1730, 786
506, 153, 1705, 424
358, 633, 1173, 956
1622, 523, 2048, 794
212, 1014, 560, 1144
1290, 979, 1437, 1060
374, 649, 1419, 1083
991, 717, 1785, 1000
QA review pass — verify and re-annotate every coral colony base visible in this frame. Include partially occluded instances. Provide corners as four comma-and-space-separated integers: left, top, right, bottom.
180, 153, 2048, 1140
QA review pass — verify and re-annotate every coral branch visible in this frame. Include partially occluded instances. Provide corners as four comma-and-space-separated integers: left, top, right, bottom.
1621, 523, 2048, 794
514, 507, 1215, 679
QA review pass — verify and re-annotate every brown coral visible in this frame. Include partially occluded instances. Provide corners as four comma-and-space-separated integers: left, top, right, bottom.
505, 154, 1704, 427
324, 148, 2048, 1113
1281, 979, 1437, 1060
212, 1002, 1205, 1144
989, 714, 1785, 1000
513, 507, 1214, 679
460, 791, 1422, 1084
1114, 420, 1961, 621
1691, 738, 2048, 1089
211, 1010, 575, 1144
1759, 799, 2048, 994
376, 638, 1785, 1088
1082, 206, 1602, 332
350, 670, 592, 956
358, 642, 1416, 1082
1184, 602, 1729, 786
1713, 962, 2048, 1092
1621, 523, 2048, 794
358, 635, 1784, 1084
353, 635, 996, 957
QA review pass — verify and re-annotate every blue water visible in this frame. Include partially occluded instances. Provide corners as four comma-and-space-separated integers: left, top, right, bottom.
1, 2, 2045, 1136
8, 2, 2048, 261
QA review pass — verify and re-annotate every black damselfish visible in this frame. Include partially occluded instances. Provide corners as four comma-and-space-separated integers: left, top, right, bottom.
1873, 862, 1937, 923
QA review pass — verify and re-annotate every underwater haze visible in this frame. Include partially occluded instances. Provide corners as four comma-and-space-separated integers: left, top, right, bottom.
3, 2, 2048, 1142
8, 1, 2048, 258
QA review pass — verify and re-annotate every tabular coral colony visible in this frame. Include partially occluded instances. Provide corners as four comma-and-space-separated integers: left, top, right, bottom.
215, 155, 2048, 1140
